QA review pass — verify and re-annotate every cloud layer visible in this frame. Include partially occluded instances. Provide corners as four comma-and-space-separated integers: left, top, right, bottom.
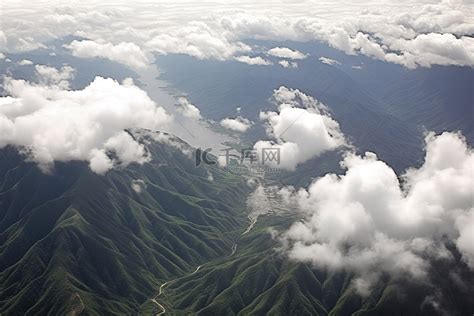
278, 60, 298, 68
254, 86, 346, 170
220, 116, 253, 132
277, 132, 474, 292
235, 55, 272, 65
0, 66, 170, 174
1, 1, 473, 68
64, 39, 150, 69
267, 47, 308, 60
35, 64, 75, 88
319, 56, 340, 65
176, 97, 202, 119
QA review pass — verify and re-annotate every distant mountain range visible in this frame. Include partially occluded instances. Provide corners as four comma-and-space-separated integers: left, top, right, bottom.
155, 40, 473, 183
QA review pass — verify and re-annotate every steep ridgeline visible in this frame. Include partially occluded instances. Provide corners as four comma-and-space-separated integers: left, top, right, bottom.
0, 129, 250, 315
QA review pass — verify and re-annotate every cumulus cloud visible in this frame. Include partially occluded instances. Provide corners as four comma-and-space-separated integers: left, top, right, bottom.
277, 132, 474, 291
35, 64, 75, 88
0, 67, 170, 174
131, 179, 147, 193
145, 26, 251, 60
384, 33, 474, 68
234, 55, 272, 65
220, 116, 253, 132
254, 86, 346, 170
267, 47, 308, 60
318, 56, 340, 65
455, 209, 474, 269
278, 60, 298, 68
64, 39, 150, 68
18, 59, 33, 66
176, 97, 202, 119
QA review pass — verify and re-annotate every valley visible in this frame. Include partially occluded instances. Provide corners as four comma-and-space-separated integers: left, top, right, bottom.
146, 181, 286, 315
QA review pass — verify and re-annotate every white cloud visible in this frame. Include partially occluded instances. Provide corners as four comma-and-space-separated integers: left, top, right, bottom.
385, 33, 474, 68
35, 64, 75, 89
176, 97, 202, 119
254, 86, 346, 170
220, 116, 253, 132
89, 148, 113, 174
278, 60, 298, 68
131, 179, 147, 193
455, 209, 474, 269
268, 47, 308, 60
0, 67, 171, 174
318, 56, 340, 65
2, 1, 472, 68
145, 27, 251, 60
64, 39, 150, 69
0, 52, 5, 59
278, 132, 474, 291
234, 55, 272, 65
145, 130, 193, 157
18, 59, 33, 66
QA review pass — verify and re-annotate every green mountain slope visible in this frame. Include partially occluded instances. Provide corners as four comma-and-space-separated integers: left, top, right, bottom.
0, 130, 250, 315
144, 210, 474, 316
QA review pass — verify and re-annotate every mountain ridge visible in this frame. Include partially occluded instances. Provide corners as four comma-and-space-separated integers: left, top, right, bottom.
0, 129, 251, 315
